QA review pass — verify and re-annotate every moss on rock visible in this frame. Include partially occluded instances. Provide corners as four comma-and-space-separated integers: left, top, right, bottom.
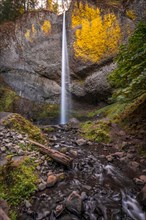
0, 156, 39, 219
2, 113, 46, 143
81, 119, 111, 143
0, 76, 59, 123
0, 78, 18, 112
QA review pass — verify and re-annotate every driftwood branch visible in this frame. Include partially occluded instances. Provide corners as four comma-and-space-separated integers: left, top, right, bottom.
29, 140, 73, 167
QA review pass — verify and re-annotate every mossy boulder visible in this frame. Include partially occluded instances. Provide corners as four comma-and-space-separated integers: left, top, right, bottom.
87, 93, 146, 139
0, 156, 39, 219
81, 119, 111, 143
0, 77, 18, 112
1, 113, 46, 143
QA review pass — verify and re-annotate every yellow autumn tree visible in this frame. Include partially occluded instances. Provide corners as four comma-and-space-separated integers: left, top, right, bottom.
72, 3, 121, 63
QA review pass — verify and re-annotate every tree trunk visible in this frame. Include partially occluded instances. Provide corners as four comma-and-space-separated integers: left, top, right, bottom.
29, 140, 73, 167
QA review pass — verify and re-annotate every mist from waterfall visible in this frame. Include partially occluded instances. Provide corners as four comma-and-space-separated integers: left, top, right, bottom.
60, 11, 71, 124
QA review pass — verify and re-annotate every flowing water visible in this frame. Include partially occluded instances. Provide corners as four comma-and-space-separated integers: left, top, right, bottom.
20, 125, 146, 220
60, 11, 71, 125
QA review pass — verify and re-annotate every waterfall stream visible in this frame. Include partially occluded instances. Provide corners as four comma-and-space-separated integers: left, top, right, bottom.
19, 125, 146, 220
60, 11, 70, 124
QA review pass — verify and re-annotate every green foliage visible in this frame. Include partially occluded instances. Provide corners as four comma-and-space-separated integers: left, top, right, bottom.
88, 102, 128, 121
81, 120, 111, 143
0, 157, 38, 206
35, 103, 59, 120
117, 93, 146, 122
0, 82, 18, 112
109, 21, 146, 102
9, 210, 17, 220
0, 0, 38, 23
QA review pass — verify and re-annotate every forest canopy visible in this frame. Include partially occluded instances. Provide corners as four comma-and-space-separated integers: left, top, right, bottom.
0, 0, 70, 23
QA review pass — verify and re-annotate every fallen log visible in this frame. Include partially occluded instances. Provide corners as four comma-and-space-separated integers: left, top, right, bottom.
29, 140, 73, 167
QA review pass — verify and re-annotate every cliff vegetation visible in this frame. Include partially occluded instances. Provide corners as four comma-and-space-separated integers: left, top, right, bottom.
72, 2, 122, 63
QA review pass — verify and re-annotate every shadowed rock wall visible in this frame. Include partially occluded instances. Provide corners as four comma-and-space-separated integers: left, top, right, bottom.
0, 0, 145, 104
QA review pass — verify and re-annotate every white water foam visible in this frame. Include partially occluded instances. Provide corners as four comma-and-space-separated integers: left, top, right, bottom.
104, 164, 146, 220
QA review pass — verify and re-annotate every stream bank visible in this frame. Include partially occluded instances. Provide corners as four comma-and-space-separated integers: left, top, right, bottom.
0, 112, 146, 220
18, 123, 146, 220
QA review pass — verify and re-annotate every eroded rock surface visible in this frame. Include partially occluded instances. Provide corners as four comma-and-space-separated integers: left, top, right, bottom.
0, 0, 146, 104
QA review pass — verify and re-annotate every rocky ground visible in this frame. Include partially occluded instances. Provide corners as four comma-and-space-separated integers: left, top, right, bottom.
0, 118, 146, 220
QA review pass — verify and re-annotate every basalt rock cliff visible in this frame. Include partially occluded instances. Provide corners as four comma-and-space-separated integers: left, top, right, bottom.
0, 0, 145, 104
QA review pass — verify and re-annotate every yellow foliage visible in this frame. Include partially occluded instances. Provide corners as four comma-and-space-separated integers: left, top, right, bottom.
41, 20, 51, 34
72, 3, 121, 63
126, 10, 136, 20
32, 24, 36, 35
24, 29, 32, 42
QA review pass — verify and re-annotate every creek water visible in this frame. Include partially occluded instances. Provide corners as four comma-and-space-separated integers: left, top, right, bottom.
60, 11, 71, 125
20, 125, 146, 220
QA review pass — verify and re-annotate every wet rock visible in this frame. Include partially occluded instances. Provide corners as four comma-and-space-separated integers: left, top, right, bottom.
17, 134, 23, 139
66, 191, 82, 215
60, 147, 68, 154
1, 146, 6, 152
47, 174, 57, 187
142, 169, 146, 174
38, 183, 46, 191
106, 155, 113, 162
36, 166, 41, 171
18, 149, 24, 156
83, 185, 92, 191
98, 155, 106, 160
139, 175, 146, 183
119, 156, 129, 163
70, 150, 78, 157
84, 63, 115, 102
44, 160, 48, 166
68, 118, 80, 129
87, 141, 92, 146
12, 156, 26, 167
54, 144, 60, 148
129, 161, 140, 172
126, 153, 134, 159
113, 152, 125, 158
55, 204, 64, 217
76, 139, 87, 146
24, 200, 32, 209
36, 211, 50, 220
56, 173, 65, 182
134, 178, 145, 185
137, 185, 146, 210
81, 192, 87, 201
58, 214, 80, 220
53, 136, 57, 141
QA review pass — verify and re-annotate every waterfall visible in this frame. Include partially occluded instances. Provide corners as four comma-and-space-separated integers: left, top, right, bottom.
60, 11, 70, 124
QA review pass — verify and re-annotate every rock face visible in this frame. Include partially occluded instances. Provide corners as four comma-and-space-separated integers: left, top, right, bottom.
1, 70, 60, 103
71, 63, 116, 102
0, 1, 145, 104
0, 11, 62, 103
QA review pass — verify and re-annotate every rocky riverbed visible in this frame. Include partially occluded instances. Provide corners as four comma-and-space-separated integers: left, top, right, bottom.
0, 120, 146, 220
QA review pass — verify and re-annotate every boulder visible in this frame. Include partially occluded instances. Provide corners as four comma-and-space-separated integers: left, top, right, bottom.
66, 191, 82, 215
139, 175, 146, 183
1, 70, 60, 104
84, 63, 116, 102
76, 138, 87, 146
47, 174, 57, 187
68, 118, 80, 129
137, 185, 146, 210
